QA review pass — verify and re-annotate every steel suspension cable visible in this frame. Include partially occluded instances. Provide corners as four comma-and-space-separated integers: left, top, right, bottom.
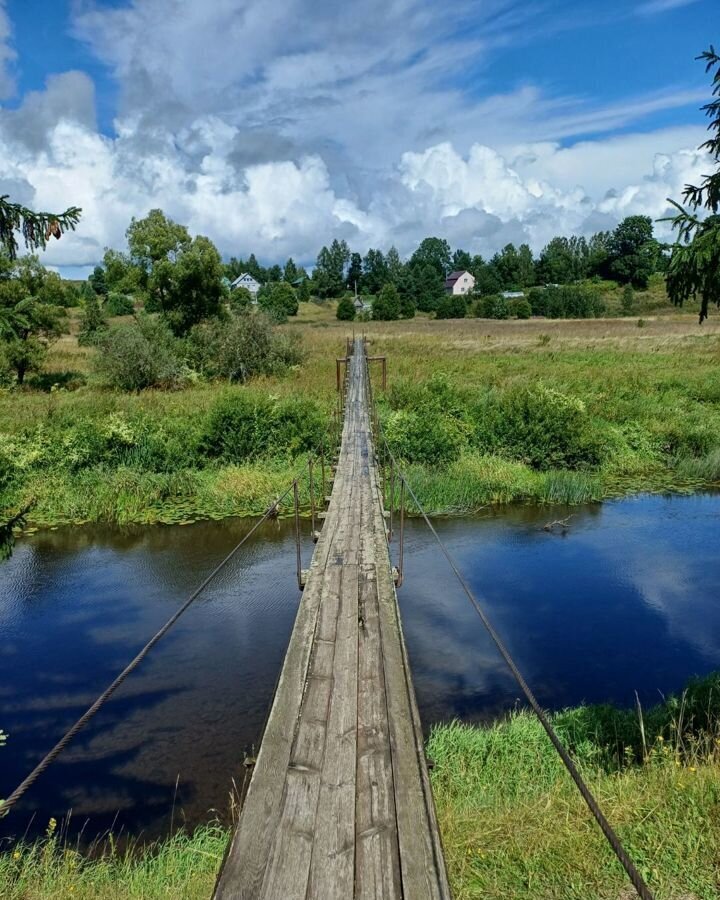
364, 355, 655, 900
0, 480, 298, 819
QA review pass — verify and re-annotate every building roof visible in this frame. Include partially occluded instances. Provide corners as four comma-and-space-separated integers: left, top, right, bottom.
231, 272, 261, 288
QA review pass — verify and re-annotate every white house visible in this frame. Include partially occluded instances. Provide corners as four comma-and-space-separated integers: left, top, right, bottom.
231, 273, 262, 297
444, 270, 475, 295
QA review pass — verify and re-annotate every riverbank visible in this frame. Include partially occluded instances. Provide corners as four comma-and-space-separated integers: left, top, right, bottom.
2, 673, 718, 899
2, 311, 720, 531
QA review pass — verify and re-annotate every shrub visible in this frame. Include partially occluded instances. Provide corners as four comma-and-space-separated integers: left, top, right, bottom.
336, 296, 356, 320
105, 292, 135, 316
95, 316, 183, 391
77, 295, 108, 346
229, 286, 253, 310
435, 294, 466, 319
200, 393, 325, 462
188, 310, 303, 382
508, 298, 532, 319
472, 385, 606, 469
258, 282, 298, 319
383, 408, 465, 465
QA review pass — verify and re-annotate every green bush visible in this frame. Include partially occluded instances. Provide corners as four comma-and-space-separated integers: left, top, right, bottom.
435, 294, 466, 319
472, 385, 606, 469
372, 284, 401, 320
200, 393, 326, 462
473, 295, 509, 319
508, 298, 532, 319
336, 296, 356, 320
383, 408, 465, 465
94, 316, 183, 391
105, 292, 134, 316
188, 309, 303, 382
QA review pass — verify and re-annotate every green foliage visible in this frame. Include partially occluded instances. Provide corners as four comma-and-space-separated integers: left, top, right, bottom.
229, 285, 253, 310
94, 316, 184, 391
665, 47, 720, 322
0, 195, 81, 260
89, 265, 107, 296
313, 239, 350, 298
77, 293, 108, 346
508, 297, 532, 319
188, 309, 303, 382
621, 283, 635, 314
473, 295, 509, 319
0, 261, 68, 384
336, 295, 356, 320
410, 237, 451, 277
473, 385, 607, 470
259, 281, 298, 319
607, 215, 661, 287
531, 285, 605, 318
361, 248, 388, 294
200, 392, 325, 462
435, 293, 466, 319
372, 283, 401, 320
162, 235, 226, 335
105, 292, 134, 316
384, 409, 465, 466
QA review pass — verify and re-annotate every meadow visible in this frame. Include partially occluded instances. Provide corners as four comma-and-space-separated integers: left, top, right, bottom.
2, 301, 719, 531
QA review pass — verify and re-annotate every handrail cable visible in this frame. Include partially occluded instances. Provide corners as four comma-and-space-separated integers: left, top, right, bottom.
362, 345, 655, 900
0, 439, 341, 821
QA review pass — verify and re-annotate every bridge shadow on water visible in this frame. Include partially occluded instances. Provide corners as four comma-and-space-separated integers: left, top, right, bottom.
1, 493, 719, 846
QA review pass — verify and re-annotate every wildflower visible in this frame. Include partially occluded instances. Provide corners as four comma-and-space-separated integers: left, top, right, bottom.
12, 851, 20, 860
689, 766, 696, 772
657, 735, 664, 742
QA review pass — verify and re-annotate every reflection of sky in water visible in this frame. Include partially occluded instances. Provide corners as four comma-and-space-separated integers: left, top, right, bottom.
0, 495, 718, 844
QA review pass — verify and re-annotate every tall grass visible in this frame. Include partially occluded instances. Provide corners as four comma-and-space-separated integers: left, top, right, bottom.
429, 673, 720, 899
0, 824, 225, 900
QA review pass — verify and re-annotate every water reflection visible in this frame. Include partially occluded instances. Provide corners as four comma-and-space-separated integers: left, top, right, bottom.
0, 494, 718, 844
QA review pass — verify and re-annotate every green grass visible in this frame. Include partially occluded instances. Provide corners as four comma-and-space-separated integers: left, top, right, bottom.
2, 309, 720, 530
429, 674, 720, 899
0, 824, 226, 900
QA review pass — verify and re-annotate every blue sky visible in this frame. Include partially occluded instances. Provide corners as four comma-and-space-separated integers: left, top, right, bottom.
0, 0, 717, 272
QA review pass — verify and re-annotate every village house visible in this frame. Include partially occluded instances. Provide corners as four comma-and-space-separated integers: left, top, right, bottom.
230, 272, 262, 297
444, 270, 475, 295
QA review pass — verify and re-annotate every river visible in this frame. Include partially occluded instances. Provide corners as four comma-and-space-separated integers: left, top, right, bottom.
1, 493, 718, 844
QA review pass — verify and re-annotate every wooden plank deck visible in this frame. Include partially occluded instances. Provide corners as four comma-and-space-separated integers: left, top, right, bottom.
213, 338, 451, 900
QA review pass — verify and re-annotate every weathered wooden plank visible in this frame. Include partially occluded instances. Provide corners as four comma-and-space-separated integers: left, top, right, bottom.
307, 563, 359, 896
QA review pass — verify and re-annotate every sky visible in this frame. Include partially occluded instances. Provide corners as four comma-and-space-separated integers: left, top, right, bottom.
0, 0, 718, 276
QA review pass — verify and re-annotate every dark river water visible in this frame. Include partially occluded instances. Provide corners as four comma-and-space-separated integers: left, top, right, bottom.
1, 493, 719, 845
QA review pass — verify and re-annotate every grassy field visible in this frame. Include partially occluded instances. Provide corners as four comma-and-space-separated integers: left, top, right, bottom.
2, 673, 718, 899
1, 302, 720, 530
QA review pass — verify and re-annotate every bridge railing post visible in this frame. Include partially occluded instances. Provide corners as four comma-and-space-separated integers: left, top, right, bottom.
308, 455, 316, 538
396, 479, 405, 588
294, 480, 304, 589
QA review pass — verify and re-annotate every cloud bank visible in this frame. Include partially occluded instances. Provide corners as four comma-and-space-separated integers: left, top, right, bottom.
0, 0, 711, 270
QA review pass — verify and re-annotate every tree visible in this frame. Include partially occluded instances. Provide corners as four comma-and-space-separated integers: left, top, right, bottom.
78, 292, 108, 345
472, 259, 503, 295
452, 248, 472, 272
230, 285, 253, 310
0, 196, 81, 260
372, 283, 401, 320
665, 46, 720, 322
161, 235, 226, 335
607, 216, 660, 288
361, 248, 388, 294
410, 237, 451, 278
386, 246, 404, 285
283, 257, 300, 283
89, 265, 108, 296
347, 252, 363, 291
414, 264, 445, 312
621, 284, 635, 315
336, 296, 356, 320
0, 272, 67, 383
259, 281, 299, 320
102, 248, 142, 295
314, 239, 350, 298
517, 244, 536, 288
